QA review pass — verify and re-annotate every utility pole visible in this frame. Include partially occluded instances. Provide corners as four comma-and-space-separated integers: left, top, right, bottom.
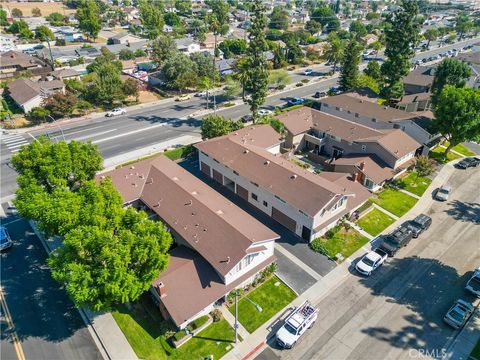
234, 289, 238, 344
212, 31, 217, 114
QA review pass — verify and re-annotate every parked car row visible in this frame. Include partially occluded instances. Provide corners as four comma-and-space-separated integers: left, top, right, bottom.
456, 157, 480, 169
356, 214, 432, 275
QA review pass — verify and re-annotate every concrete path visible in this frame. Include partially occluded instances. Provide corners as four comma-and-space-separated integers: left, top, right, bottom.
398, 188, 421, 199
346, 220, 374, 240
438, 144, 466, 158
219, 306, 250, 341
372, 203, 400, 220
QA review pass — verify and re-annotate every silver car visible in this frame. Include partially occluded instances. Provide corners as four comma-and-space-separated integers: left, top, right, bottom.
444, 299, 474, 329
0, 226, 12, 251
435, 185, 451, 201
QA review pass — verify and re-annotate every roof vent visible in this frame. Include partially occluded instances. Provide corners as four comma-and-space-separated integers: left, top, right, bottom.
139, 174, 144, 179
264, 160, 270, 165
226, 256, 231, 264
100, 175, 105, 179
153, 202, 160, 207
172, 176, 179, 181
130, 166, 135, 170
203, 228, 207, 232
191, 190, 198, 195
131, 183, 137, 187
146, 178, 153, 184
191, 212, 196, 216
185, 200, 193, 206
244, 149, 249, 154
216, 209, 224, 215
291, 174, 298, 179
124, 175, 128, 179
184, 225, 188, 230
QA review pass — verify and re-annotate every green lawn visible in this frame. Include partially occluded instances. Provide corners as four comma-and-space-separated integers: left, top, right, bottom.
229, 276, 296, 333
112, 295, 236, 360
471, 339, 480, 360
397, 171, 432, 197
316, 228, 370, 261
356, 208, 396, 236
443, 141, 476, 156
372, 188, 418, 217
429, 146, 462, 164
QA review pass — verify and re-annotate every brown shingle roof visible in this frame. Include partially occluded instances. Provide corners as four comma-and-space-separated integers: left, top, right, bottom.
51, 68, 80, 79
331, 154, 397, 184
99, 156, 279, 277
195, 128, 351, 217
369, 129, 421, 159
153, 246, 275, 326
403, 66, 435, 87
321, 93, 415, 122
276, 107, 313, 135
0, 50, 39, 68
7, 78, 64, 105
227, 124, 283, 149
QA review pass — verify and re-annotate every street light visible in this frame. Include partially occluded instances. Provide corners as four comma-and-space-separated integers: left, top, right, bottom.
47, 115, 66, 142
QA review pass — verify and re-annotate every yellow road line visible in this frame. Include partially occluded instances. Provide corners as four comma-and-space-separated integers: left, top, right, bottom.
0, 287, 26, 360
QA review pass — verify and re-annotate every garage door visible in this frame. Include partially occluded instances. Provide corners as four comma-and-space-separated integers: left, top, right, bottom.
201, 162, 211, 176
236, 184, 248, 201
272, 207, 297, 233
212, 169, 223, 184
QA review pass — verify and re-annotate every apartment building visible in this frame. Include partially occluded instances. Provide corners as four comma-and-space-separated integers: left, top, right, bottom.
100, 156, 278, 329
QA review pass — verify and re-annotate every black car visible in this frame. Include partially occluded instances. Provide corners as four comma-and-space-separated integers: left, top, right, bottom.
404, 214, 432, 238
456, 157, 480, 169
391, 226, 414, 246
378, 235, 402, 257
313, 91, 327, 99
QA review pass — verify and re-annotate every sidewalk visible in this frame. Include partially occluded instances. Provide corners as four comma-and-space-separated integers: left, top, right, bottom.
228, 159, 460, 360
29, 221, 138, 360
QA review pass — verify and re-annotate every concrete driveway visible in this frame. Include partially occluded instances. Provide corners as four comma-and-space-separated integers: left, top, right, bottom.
178, 157, 334, 294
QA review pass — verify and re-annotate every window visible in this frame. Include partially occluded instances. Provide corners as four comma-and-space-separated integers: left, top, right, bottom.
355, 113, 359, 118
252, 193, 258, 201
235, 262, 242, 273
361, 145, 367, 151
243, 253, 258, 268
336, 106, 340, 111
263, 200, 268, 207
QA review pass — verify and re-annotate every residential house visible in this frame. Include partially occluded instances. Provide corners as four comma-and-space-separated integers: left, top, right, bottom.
215, 58, 235, 76
360, 34, 379, 47
50, 68, 81, 80
0, 34, 17, 52
277, 107, 421, 192
319, 91, 440, 149
108, 32, 143, 45
403, 66, 434, 94
195, 125, 368, 241
99, 156, 279, 329
6, 78, 65, 112
0, 51, 44, 76
396, 92, 432, 112
175, 38, 201, 54
458, 50, 480, 89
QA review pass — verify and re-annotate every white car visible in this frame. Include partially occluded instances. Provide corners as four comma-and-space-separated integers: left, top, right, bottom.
287, 98, 304, 106
444, 299, 474, 329
303, 68, 313, 76
276, 301, 318, 349
106, 108, 126, 117
258, 109, 273, 116
435, 185, 451, 201
195, 91, 207, 97
355, 249, 388, 276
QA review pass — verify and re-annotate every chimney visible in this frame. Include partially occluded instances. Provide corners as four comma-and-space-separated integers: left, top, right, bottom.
353, 172, 360, 182
359, 162, 365, 170
157, 282, 166, 298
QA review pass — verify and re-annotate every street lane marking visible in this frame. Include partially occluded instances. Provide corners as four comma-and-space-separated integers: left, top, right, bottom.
27, 133, 38, 142
61, 124, 110, 136
0, 287, 26, 360
92, 123, 168, 144
73, 128, 118, 142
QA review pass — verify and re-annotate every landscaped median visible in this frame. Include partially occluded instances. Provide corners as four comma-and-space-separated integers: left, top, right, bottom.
309, 222, 370, 262
228, 276, 297, 333
112, 295, 237, 360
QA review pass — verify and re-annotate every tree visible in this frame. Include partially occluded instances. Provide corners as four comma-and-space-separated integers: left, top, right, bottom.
364, 61, 382, 82
86, 47, 122, 73
349, 20, 367, 38
77, 0, 101, 41
356, 74, 380, 94
27, 107, 51, 124
122, 78, 139, 101
190, 52, 217, 79
431, 59, 472, 106
269, 70, 290, 89
272, 46, 287, 69
324, 33, 344, 73
43, 92, 77, 119
305, 19, 322, 35
164, 12, 181, 27
162, 53, 198, 92
118, 49, 135, 60
310, 5, 340, 33
218, 39, 247, 58
455, 12, 472, 39
197, 76, 213, 108
243, 0, 269, 120
88, 63, 125, 105
201, 114, 243, 139
47, 12, 66, 26
134, 49, 146, 58
269, 6, 289, 30
151, 35, 177, 67
32, 7, 42, 17
205, 0, 229, 30
175, 0, 192, 15
284, 32, 304, 64
414, 156, 435, 182
19, 27, 34, 40
234, 57, 250, 100
35, 25, 55, 41
7, 20, 30, 35
139, 0, 164, 39
432, 86, 480, 157
381, 0, 421, 100
423, 28, 438, 48
223, 77, 242, 99
0, 8, 8, 26
12, 8, 23, 18
339, 37, 362, 92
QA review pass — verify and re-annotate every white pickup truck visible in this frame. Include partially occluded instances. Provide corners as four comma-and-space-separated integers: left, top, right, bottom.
466, 268, 480, 297
276, 301, 318, 349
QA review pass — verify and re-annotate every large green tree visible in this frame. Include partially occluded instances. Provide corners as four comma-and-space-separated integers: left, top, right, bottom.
151, 35, 177, 67
455, 12, 472, 39
432, 86, 480, 156
35, 25, 55, 41
162, 53, 198, 92
89, 63, 125, 105
423, 28, 438, 48
43, 92, 77, 119
381, 0, 421, 100
339, 37, 362, 91
201, 114, 243, 139
310, 5, 340, 33
431, 58, 472, 106
76, 0, 101, 41
139, 0, 164, 39
244, 0, 269, 120
324, 33, 344, 73
269, 6, 289, 30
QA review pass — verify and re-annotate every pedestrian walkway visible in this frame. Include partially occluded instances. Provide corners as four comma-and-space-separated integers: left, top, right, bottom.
398, 188, 421, 199
229, 159, 461, 360
1, 133, 29, 153
219, 305, 250, 341
372, 203, 400, 220
346, 220, 374, 240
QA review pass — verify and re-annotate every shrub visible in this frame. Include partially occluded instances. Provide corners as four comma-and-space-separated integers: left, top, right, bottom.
210, 309, 223, 323
172, 330, 187, 342
223, 102, 235, 107
189, 315, 209, 330
260, 262, 278, 279
310, 238, 328, 256
301, 78, 310, 83
295, 82, 304, 87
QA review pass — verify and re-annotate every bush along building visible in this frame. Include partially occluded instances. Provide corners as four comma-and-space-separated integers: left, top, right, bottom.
99, 156, 279, 329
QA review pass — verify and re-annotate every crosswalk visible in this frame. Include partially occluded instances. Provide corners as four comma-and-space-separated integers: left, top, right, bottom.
1, 133, 29, 153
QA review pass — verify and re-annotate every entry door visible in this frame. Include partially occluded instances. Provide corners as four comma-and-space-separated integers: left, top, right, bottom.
301, 226, 311, 241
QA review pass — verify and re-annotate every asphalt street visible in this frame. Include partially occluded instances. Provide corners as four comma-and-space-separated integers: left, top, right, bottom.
0, 215, 102, 360
1, 37, 478, 200
257, 166, 480, 360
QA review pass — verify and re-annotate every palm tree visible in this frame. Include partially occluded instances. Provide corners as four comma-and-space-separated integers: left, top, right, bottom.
324, 36, 344, 73
234, 58, 250, 101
